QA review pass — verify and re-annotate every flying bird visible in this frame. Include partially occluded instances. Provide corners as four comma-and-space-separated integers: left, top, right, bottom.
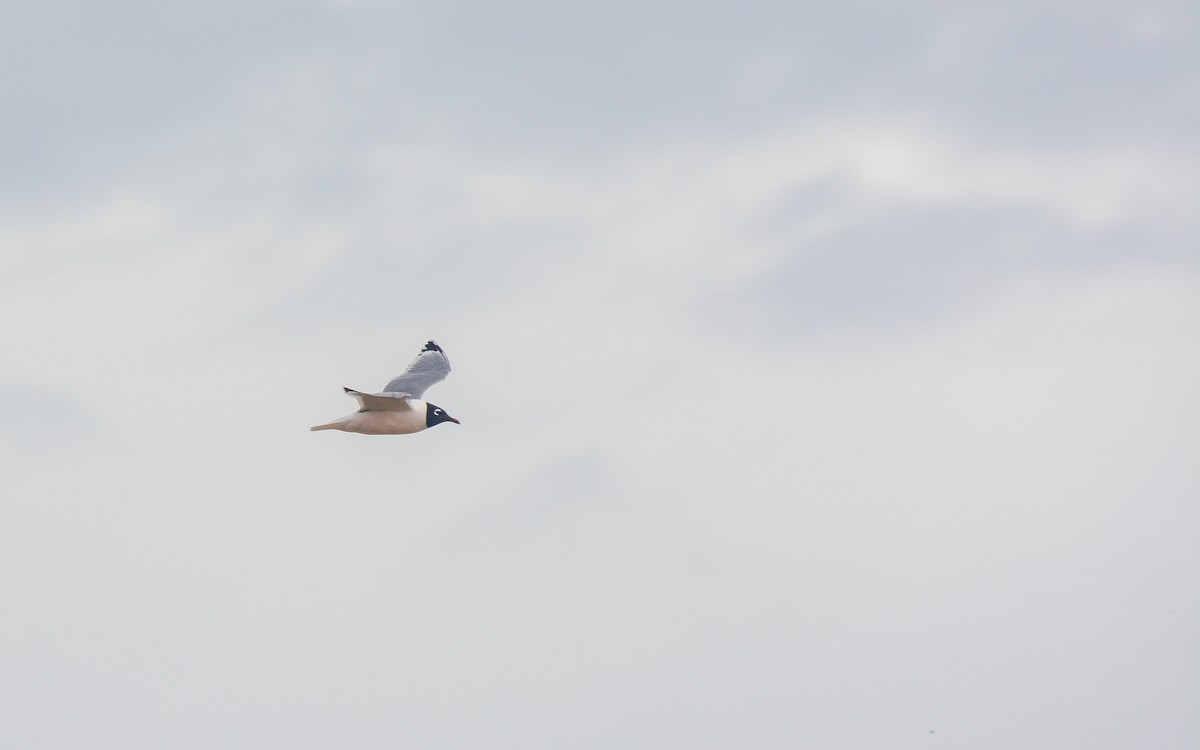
310, 340, 460, 434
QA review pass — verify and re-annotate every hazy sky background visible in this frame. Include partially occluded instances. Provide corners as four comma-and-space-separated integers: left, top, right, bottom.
2, 1, 1198, 747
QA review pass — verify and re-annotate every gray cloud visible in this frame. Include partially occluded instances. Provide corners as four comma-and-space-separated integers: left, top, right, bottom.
2, 0, 1198, 748
0, 383, 105, 456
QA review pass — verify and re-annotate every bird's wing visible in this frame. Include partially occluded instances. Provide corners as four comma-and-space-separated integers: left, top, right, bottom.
381, 340, 452, 398
344, 387, 413, 412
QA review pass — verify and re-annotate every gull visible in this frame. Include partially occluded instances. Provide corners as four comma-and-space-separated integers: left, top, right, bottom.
310, 340, 460, 435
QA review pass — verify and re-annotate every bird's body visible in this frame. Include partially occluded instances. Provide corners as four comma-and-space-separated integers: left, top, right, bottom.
310, 397, 436, 434
310, 341, 460, 435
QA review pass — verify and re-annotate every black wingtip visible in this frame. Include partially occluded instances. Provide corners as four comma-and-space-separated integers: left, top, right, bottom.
422, 341, 443, 353
343, 386, 356, 393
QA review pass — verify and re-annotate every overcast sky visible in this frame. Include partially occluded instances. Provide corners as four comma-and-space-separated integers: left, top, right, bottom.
2, 1, 1198, 748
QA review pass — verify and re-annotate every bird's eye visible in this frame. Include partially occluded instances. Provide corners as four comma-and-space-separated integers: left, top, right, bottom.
435, 409, 442, 415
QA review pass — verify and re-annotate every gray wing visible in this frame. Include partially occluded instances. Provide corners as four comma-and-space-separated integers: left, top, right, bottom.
381, 340, 452, 398
344, 387, 413, 412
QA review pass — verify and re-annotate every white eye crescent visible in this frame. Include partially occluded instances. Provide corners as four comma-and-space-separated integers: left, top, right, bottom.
435, 409, 442, 415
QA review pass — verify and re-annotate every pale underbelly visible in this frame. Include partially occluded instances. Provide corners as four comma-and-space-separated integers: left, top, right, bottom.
341, 410, 425, 435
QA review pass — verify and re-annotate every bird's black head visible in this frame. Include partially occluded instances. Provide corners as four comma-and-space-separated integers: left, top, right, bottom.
424, 402, 460, 428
